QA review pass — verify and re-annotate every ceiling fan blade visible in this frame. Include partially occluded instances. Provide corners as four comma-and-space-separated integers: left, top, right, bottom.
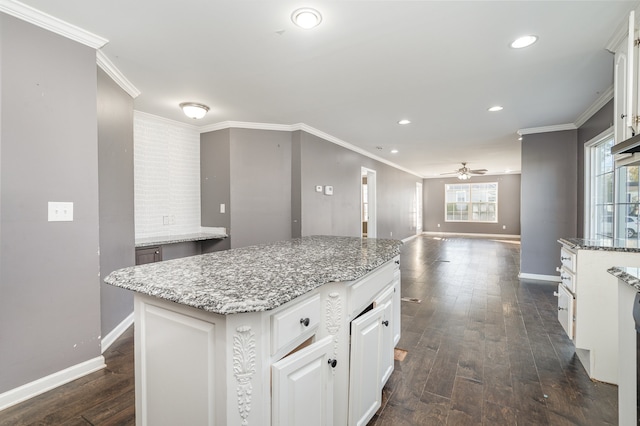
469, 169, 488, 174
440, 171, 460, 175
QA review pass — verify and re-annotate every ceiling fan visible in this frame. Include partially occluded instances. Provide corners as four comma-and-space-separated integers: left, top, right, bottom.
441, 162, 488, 180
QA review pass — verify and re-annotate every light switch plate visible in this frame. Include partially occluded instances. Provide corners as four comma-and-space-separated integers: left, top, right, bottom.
315, 185, 323, 193
48, 202, 73, 222
324, 185, 334, 196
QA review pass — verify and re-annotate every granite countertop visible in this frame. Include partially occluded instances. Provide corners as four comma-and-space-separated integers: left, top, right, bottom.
608, 266, 640, 291
559, 237, 640, 253
135, 230, 227, 248
106, 235, 402, 315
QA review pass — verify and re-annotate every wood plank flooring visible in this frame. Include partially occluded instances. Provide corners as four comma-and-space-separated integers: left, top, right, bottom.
0, 235, 617, 425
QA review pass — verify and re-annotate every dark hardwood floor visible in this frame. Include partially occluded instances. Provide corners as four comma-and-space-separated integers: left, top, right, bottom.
0, 235, 617, 425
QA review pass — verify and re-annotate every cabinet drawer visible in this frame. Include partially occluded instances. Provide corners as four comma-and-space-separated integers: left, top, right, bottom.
271, 294, 320, 355
348, 261, 395, 317
560, 247, 576, 273
559, 268, 576, 293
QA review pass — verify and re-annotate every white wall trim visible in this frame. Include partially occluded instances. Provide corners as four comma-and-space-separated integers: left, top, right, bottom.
518, 123, 577, 136
101, 312, 134, 353
574, 86, 614, 128
134, 110, 200, 131
0, 0, 108, 49
0, 356, 105, 411
97, 51, 141, 99
401, 234, 420, 243
199, 121, 424, 178
518, 272, 561, 283
421, 231, 520, 239
518, 85, 614, 136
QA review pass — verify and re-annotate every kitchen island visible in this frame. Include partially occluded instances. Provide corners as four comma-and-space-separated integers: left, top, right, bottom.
105, 235, 402, 426
558, 238, 640, 384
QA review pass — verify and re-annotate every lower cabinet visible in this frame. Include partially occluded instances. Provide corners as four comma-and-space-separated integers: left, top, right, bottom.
272, 336, 335, 426
133, 256, 400, 425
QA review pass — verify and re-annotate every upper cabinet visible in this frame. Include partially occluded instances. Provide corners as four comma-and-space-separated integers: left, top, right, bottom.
615, 8, 640, 144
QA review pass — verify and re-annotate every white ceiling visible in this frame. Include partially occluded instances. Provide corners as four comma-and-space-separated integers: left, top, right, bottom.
9, 0, 639, 177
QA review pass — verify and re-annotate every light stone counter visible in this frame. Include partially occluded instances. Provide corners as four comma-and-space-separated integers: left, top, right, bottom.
105, 235, 402, 315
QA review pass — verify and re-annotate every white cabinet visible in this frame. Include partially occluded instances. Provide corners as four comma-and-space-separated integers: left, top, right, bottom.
272, 336, 335, 426
556, 283, 575, 341
614, 8, 640, 142
557, 241, 640, 384
348, 306, 385, 426
133, 256, 401, 425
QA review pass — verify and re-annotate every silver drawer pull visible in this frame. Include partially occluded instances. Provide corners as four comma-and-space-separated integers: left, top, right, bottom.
382, 320, 389, 327
561, 256, 571, 261
327, 358, 337, 368
553, 291, 559, 297
561, 276, 569, 281
300, 318, 310, 327
558, 307, 567, 311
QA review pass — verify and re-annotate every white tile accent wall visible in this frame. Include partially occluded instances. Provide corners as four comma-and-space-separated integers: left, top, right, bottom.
134, 112, 201, 239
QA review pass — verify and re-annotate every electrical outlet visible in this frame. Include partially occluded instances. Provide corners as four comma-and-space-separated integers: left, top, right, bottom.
220, 203, 226, 214
502, 225, 506, 229
324, 185, 334, 195
315, 185, 323, 192
437, 223, 440, 227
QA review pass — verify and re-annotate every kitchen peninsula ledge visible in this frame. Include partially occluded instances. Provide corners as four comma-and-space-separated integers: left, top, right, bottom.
134, 230, 228, 248
105, 235, 403, 426
559, 237, 640, 252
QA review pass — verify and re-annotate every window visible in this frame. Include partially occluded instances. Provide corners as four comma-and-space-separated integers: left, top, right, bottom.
445, 182, 497, 222
585, 132, 614, 239
616, 165, 639, 240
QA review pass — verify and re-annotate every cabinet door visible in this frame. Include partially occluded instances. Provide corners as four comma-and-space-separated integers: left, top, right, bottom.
348, 305, 384, 426
616, 39, 630, 144
557, 284, 575, 341
392, 278, 401, 346
272, 336, 334, 426
628, 10, 640, 133
375, 288, 394, 388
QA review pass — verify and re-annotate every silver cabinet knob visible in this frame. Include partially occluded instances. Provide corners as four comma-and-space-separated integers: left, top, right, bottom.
300, 318, 310, 327
327, 358, 337, 368
382, 320, 389, 327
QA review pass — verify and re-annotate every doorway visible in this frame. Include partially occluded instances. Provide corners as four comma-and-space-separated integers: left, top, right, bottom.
416, 182, 423, 234
361, 167, 377, 238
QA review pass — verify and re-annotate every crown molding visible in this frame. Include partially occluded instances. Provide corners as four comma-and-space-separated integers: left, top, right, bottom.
134, 110, 200, 131
0, 0, 108, 49
517, 123, 577, 136
574, 85, 614, 128
199, 121, 424, 178
97, 51, 141, 99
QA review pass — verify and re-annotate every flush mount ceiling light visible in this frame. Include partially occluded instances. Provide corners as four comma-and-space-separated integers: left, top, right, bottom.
488, 105, 503, 112
510, 35, 538, 49
391, 149, 399, 154
180, 102, 209, 119
458, 172, 471, 180
398, 119, 411, 125
291, 8, 322, 29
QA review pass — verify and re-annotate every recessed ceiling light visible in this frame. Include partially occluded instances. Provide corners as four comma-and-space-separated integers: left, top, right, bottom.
391, 149, 399, 154
291, 8, 322, 29
518, 136, 523, 141
398, 119, 411, 125
510, 35, 538, 49
488, 106, 503, 112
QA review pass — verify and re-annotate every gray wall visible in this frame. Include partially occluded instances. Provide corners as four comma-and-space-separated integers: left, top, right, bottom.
521, 130, 578, 276
422, 174, 521, 235
202, 128, 422, 245
0, 14, 101, 392
201, 129, 231, 251
576, 100, 614, 237
298, 132, 362, 237
97, 68, 135, 337
229, 129, 292, 248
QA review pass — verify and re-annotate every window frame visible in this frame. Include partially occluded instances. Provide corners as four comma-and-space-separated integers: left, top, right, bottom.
584, 127, 615, 239
444, 182, 498, 223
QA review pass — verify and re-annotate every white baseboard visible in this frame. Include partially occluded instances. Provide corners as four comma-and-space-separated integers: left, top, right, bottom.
519, 272, 561, 282
101, 312, 134, 353
422, 231, 521, 239
401, 233, 421, 243
0, 355, 105, 412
